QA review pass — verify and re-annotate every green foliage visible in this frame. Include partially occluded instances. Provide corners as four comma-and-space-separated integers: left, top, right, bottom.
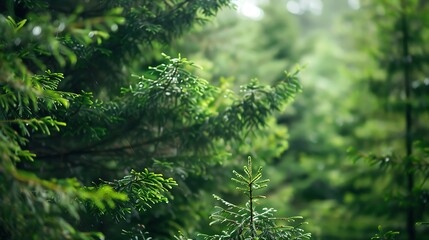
0, 0, 310, 238
1, 1, 231, 238
343, 0, 429, 239
103, 169, 177, 221
110, 54, 302, 167
0, 19, 129, 236
201, 157, 311, 240
371, 225, 400, 240
171, 1, 364, 239
0, 4, 125, 69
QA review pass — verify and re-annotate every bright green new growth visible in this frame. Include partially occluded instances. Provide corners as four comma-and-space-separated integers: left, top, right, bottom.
370, 225, 399, 240
101, 168, 177, 221
202, 156, 311, 239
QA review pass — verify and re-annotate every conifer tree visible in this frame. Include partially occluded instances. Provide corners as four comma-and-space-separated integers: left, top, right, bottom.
201, 157, 311, 240
0, 0, 303, 238
348, 0, 429, 239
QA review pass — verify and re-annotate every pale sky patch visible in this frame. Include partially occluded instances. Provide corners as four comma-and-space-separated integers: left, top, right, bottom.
234, 0, 265, 20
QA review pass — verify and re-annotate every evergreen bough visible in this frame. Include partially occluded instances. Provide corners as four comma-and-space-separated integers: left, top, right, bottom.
0, 0, 304, 238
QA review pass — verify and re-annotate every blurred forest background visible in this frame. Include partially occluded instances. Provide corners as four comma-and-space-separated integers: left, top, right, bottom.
1, 0, 429, 239
171, 0, 429, 239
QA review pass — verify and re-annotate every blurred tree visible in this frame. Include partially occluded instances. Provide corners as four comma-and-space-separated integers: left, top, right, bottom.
348, 0, 429, 239
172, 0, 301, 85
